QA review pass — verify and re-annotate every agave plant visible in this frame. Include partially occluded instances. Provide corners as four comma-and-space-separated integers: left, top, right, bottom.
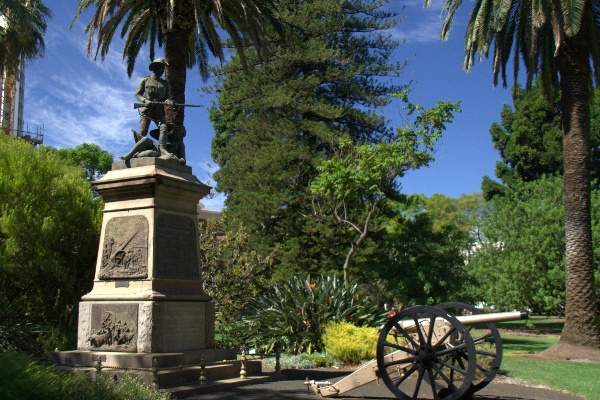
239, 275, 386, 354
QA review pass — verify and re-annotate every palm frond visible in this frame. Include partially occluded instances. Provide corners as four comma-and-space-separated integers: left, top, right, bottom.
491, 0, 512, 30
196, 17, 220, 63
463, 0, 495, 70
560, 0, 586, 36
531, 0, 547, 28
499, 0, 520, 87
97, 2, 138, 61
194, 33, 210, 80
439, 0, 463, 40
195, 3, 225, 61
122, 9, 153, 75
539, 26, 559, 99
149, 15, 157, 62
548, 0, 565, 56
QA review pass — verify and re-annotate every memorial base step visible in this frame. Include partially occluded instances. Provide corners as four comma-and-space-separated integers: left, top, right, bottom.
51, 349, 260, 388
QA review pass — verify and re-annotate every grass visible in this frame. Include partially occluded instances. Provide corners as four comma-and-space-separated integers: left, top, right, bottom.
0, 351, 171, 400
501, 356, 600, 400
500, 331, 600, 400
501, 334, 560, 354
495, 314, 565, 332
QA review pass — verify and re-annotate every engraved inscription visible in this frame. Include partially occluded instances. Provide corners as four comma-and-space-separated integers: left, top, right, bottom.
162, 303, 205, 351
155, 214, 200, 280
89, 304, 138, 352
99, 216, 148, 279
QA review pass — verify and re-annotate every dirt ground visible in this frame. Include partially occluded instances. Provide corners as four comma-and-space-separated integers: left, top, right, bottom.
537, 341, 600, 362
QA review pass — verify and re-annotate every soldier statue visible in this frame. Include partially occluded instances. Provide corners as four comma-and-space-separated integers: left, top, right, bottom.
134, 58, 173, 158
120, 57, 198, 165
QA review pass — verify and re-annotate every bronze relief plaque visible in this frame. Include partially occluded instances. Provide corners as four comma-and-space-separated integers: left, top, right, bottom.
99, 216, 148, 279
88, 303, 138, 352
154, 213, 200, 280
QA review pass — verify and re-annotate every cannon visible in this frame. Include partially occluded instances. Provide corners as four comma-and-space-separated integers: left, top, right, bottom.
306, 302, 527, 400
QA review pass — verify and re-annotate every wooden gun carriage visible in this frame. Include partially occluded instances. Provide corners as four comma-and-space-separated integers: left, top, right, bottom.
306, 302, 528, 400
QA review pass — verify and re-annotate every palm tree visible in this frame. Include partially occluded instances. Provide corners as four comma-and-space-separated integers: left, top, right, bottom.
73, 0, 276, 126
428, 0, 600, 350
0, 0, 50, 76
0, 0, 50, 116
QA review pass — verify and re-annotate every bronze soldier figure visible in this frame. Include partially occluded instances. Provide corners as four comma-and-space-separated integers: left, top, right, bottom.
135, 58, 173, 157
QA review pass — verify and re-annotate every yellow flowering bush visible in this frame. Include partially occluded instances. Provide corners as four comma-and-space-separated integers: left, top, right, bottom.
322, 322, 379, 364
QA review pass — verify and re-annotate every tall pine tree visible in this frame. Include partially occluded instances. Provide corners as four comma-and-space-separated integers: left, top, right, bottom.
209, 0, 403, 280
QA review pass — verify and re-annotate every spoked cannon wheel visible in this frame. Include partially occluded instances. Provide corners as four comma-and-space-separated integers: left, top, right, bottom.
376, 305, 476, 400
435, 302, 503, 396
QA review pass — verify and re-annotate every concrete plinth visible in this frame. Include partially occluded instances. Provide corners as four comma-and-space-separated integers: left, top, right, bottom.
76, 300, 215, 353
53, 158, 243, 386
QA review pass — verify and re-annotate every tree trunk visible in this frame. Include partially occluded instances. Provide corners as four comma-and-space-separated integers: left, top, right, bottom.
555, 6, 600, 348
343, 242, 356, 289
163, 0, 194, 127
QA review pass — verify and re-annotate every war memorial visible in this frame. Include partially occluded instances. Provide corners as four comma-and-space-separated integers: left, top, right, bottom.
51, 59, 261, 392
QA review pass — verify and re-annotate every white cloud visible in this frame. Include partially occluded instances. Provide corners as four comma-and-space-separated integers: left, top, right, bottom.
27, 67, 138, 154
200, 193, 225, 211
25, 5, 150, 158
389, 0, 468, 45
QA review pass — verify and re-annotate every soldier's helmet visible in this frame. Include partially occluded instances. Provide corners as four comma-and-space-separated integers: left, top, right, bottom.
149, 58, 169, 70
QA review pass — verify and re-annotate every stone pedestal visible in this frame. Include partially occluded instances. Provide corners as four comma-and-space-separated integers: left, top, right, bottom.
52, 158, 235, 380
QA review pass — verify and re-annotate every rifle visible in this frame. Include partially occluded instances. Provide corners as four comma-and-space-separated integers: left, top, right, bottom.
134, 101, 202, 109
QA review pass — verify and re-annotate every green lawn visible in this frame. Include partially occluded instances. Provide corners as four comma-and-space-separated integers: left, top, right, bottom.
495, 314, 564, 332
501, 334, 559, 354
499, 332, 600, 400
501, 356, 600, 400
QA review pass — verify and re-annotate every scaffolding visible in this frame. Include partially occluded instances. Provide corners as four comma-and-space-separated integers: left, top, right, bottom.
13, 124, 44, 146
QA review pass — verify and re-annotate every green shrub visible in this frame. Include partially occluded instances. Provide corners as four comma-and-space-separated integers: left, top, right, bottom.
214, 320, 248, 350
0, 351, 170, 400
0, 135, 102, 352
301, 352, 335, 367
0, 294, 42, 354
199, 217, 273, 327
240, 275, 386, 354
322, 322, 378, 364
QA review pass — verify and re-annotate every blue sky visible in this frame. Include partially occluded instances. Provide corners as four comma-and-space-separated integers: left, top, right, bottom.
24, 0, 517, 210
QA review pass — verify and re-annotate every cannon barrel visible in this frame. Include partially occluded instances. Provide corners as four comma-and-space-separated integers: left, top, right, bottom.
456, 310, 527, 326
395, 309, 527, 332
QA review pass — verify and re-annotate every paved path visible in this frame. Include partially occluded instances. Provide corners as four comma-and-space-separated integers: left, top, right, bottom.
185, 369, 584, 400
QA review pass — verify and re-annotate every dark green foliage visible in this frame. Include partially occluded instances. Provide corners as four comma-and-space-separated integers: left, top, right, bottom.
240, 275, 386, 354
483, 81, 600, 199
0, 135, 102, 352
0, 351, 170, 400
490, 82, 563, 186
210, 0, 403, 280
0, 294, 42, 354
43, 143, 114, 181
198, 217, 272, 338
467, 177, 567, 314
378, 195, 475, 307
